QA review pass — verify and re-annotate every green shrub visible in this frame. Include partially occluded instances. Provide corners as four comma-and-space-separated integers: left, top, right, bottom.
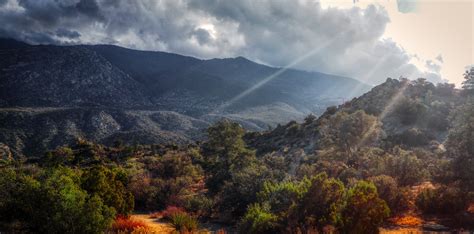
81, 166, 134, 215
169, 212, 199, 232
0, 167, 116, 233
239, 203, 279, 234
341, 181, 390, 234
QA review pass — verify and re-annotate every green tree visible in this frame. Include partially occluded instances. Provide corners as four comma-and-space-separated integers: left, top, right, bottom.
446, 98, 474, 191
386, 147, 428, 186
201, 120, 256, 195
462, 67, 474, 95
0, 167, 116, 233
239, 203, 279, 234
321, 110, 381, 163
81, 166, 134, 215
293, 173, 345, 232
39, 167, 115, 233
341, 181, 390, 234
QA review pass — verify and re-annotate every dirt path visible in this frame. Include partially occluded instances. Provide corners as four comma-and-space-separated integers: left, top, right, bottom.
130, 214, 176, 233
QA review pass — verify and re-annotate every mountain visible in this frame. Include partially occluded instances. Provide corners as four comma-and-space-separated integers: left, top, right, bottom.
0, 38, 371, 157
246, 78, 460, 157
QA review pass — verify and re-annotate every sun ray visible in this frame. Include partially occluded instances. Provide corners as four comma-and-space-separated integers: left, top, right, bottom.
355, 75, 411, 149
209, 32, 345, 115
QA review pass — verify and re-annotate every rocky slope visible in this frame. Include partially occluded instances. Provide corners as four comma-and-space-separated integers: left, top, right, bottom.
0, 38, 372, 157
0, 107, 209, 157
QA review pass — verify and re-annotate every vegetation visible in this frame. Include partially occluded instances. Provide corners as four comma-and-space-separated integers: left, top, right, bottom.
1, 77, 474, 232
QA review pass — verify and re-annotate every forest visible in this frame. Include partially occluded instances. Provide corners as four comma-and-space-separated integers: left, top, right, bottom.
1, 68, 474, 233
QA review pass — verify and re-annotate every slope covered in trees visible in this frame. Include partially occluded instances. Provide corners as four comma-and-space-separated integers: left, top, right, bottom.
1, 72, 474, 233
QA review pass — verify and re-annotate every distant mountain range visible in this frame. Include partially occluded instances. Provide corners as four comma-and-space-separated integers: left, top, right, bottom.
0, 38, 371, 157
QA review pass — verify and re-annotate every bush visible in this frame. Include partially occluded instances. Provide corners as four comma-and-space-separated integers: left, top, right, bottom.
341, 181, 390, 234
368, 175, 410, 214
129, 150, 204, 211
398, 128, 431, 147
293, 173, 346, 231
169, 212, 199, 232
158, 206, 186, 220
239, 203, 279, 234
0, 167, 116, 233
394, 97, 427, 125
81, 166, 134, 216
110, 216, 149, 232
416, 186, 468, 215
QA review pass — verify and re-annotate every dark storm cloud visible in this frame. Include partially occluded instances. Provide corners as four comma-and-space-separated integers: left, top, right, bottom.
0, 0, 443, 84
191, 28, 212, 45
56, 28, 81, 39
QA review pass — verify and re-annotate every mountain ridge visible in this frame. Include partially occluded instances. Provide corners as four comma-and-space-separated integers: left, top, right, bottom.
0, 38, 373, 157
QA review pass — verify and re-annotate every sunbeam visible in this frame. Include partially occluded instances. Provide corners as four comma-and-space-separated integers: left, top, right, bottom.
355, 76, 411, 149
209, 33, 345, 115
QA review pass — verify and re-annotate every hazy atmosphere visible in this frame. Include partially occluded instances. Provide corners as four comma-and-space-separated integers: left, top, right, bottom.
1, 0, 472, 85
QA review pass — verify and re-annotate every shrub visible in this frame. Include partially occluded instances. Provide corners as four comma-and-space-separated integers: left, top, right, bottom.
341, 181, 390, 234
239, 203, 279, 234
393, 97, 427, 125
0, 167, 116, 233
293, 173, 346, 231
110, 216, 149, 232
416, 186, 468, 215
368, 175, 410, 214
158, 206, 186, 220
398, 128, 431, 147
169, 212, 199, 232
81, 166, 134, 215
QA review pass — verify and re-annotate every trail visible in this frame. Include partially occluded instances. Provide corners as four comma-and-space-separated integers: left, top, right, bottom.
130, 214, 175, 233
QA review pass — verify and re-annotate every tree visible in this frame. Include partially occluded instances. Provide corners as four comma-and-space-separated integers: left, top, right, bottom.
446, 98, 474, 191
341, 181, 390, 234
386, 147, 428, 186
39, 168, 116, 233
293, 173, 345, 232
81, 166, 134, 216
0, 167, 116, 233
462, 67, 474, 95
218, 163, 270, 218
320, 110, 382, 163
416, 185, 468, 215
368, 175, 410, 214
393, 97, 427, 125
201, 120, 256, 195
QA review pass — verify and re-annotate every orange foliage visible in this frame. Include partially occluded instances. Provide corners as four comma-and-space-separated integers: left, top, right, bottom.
389, 215, 423, 227
111, 216, 150, 232
467, 203, 474, 214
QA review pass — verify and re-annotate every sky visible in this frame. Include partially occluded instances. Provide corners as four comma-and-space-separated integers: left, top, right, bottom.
0, 0, 472, 86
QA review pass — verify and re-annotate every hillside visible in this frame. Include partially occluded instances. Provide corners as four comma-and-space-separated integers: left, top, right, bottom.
246, 78, 460, 156
0, 38, 371, 157
0, 107, 208, 157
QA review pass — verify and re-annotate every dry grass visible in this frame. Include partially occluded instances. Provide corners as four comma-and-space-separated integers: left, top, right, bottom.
110, 216, 150, 232
389, 215, 423, 227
